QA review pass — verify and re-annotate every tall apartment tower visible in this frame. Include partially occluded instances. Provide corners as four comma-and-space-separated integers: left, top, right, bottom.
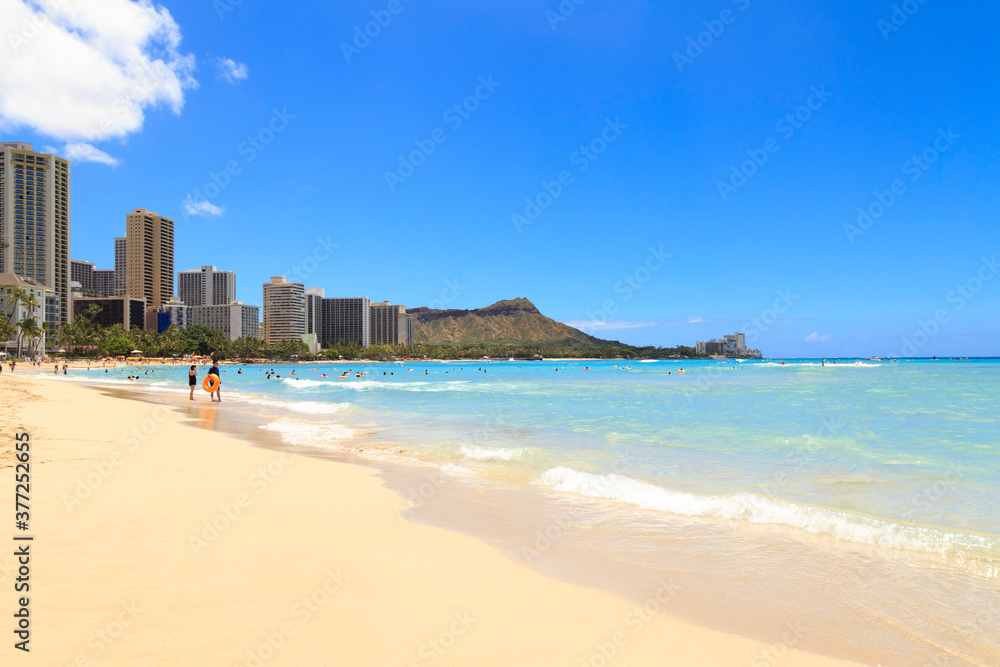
320, 297, 371, 348
71, 259, 94, 290
125, 208, 174, 311
305, 287, 324, 337
370, 302, 413, 345
114, 236, 126, 296
0, 142, 71, 323
262, 276, 305, 344
178, 265, 236, 306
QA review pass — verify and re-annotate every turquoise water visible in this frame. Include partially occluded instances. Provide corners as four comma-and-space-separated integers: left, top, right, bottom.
73, 358, 1000, 558
64, 357, 1000, 663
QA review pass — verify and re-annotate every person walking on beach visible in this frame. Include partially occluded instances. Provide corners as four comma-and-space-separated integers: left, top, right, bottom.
208, 361, 222, 402
188, 365, 198, 401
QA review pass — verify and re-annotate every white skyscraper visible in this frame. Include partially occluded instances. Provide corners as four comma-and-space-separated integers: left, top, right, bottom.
179, 265, 237, 306
262, 276, 305, 344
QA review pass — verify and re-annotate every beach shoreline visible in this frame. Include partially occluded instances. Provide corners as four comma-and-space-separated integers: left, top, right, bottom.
0, 373, 860, 665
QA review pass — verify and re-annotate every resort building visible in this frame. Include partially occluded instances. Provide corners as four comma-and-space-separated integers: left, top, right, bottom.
178, 265, 236, 307
697, 333, 747, 357
188, 302, 260, 341
370, 301, 414, 346
94, 269, 117, 297
262, 276, 306, 344
0, 142, 71, 324
72, 295, 146, 331
160, 296, 190, 330
72, 258, 122, 298
125, 208, 174, 312
319, 297, 371, 348
0, 272, 54, 356
113, 236, 126, 296
303, 287, 325, 355
71, 259, 94, 291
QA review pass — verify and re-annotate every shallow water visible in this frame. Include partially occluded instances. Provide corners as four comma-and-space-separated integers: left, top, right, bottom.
60, 358, 1000, 664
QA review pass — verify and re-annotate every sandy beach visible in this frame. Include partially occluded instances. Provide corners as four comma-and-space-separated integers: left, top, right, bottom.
0, 374, 859, 666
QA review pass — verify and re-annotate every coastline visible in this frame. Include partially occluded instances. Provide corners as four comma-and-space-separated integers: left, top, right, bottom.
0, 374, 858, 666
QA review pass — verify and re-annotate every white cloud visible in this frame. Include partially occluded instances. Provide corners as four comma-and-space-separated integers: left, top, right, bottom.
0, 0, 197, 143
565, 319, 660, 332
182, 195, 224, 217
215, 57, 248, 84
685, 316, 704, 324
805, 332, 832, 343
44, 142, 121, 166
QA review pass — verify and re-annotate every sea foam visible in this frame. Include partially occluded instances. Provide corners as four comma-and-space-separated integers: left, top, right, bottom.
459, 445, 528, 461
538, 466, 1000, 558
260, 418, 356, 447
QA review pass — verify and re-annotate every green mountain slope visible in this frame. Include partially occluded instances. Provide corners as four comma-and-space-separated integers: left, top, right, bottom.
409, 298, 604, 346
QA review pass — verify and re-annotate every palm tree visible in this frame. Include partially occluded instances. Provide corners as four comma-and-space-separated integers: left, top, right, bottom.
73, 315, 99, 357
5, 287, 26, 320
0, 312, 14, 356
16, 318, 39, 358
84, 303, 102, 323
20, 292, 40, 319
36, 321, 50, 357
18, 318, 41, 359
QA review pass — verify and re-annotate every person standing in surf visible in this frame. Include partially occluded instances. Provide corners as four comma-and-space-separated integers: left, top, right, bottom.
208, 360, 222, 402
188, 365, 197, 401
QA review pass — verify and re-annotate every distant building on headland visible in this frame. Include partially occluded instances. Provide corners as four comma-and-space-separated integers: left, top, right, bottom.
697, 333, 748, 357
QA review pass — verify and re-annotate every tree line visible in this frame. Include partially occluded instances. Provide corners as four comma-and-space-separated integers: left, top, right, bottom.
9, 303, 726, 361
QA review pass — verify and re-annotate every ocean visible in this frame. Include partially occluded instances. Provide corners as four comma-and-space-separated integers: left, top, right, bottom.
60, 358, 1000, 665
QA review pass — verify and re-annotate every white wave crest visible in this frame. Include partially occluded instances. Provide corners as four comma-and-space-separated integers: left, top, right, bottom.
244, 398, 352, 415
260, 418, 356, 448
459, 445, 528, 461
537, 467, 999, 557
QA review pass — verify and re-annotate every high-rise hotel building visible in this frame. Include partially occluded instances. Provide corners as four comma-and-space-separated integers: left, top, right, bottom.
0, 142, 71, 323
113, 236, 126, 296
370, 301, 414, 346
320, 297, 371, 348
262, 276, 305, 344
179, 265, 236, 307
125, 208, 174, 311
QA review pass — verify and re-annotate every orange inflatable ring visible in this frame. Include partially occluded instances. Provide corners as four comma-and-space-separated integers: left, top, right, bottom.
203, 374, 221, 392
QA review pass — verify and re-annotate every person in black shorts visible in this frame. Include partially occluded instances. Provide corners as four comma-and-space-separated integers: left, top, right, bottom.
208, 361, 222, 402
188, 365, 197, 401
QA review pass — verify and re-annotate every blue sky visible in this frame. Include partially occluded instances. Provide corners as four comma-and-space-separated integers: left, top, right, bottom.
2, 0, 998, 356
